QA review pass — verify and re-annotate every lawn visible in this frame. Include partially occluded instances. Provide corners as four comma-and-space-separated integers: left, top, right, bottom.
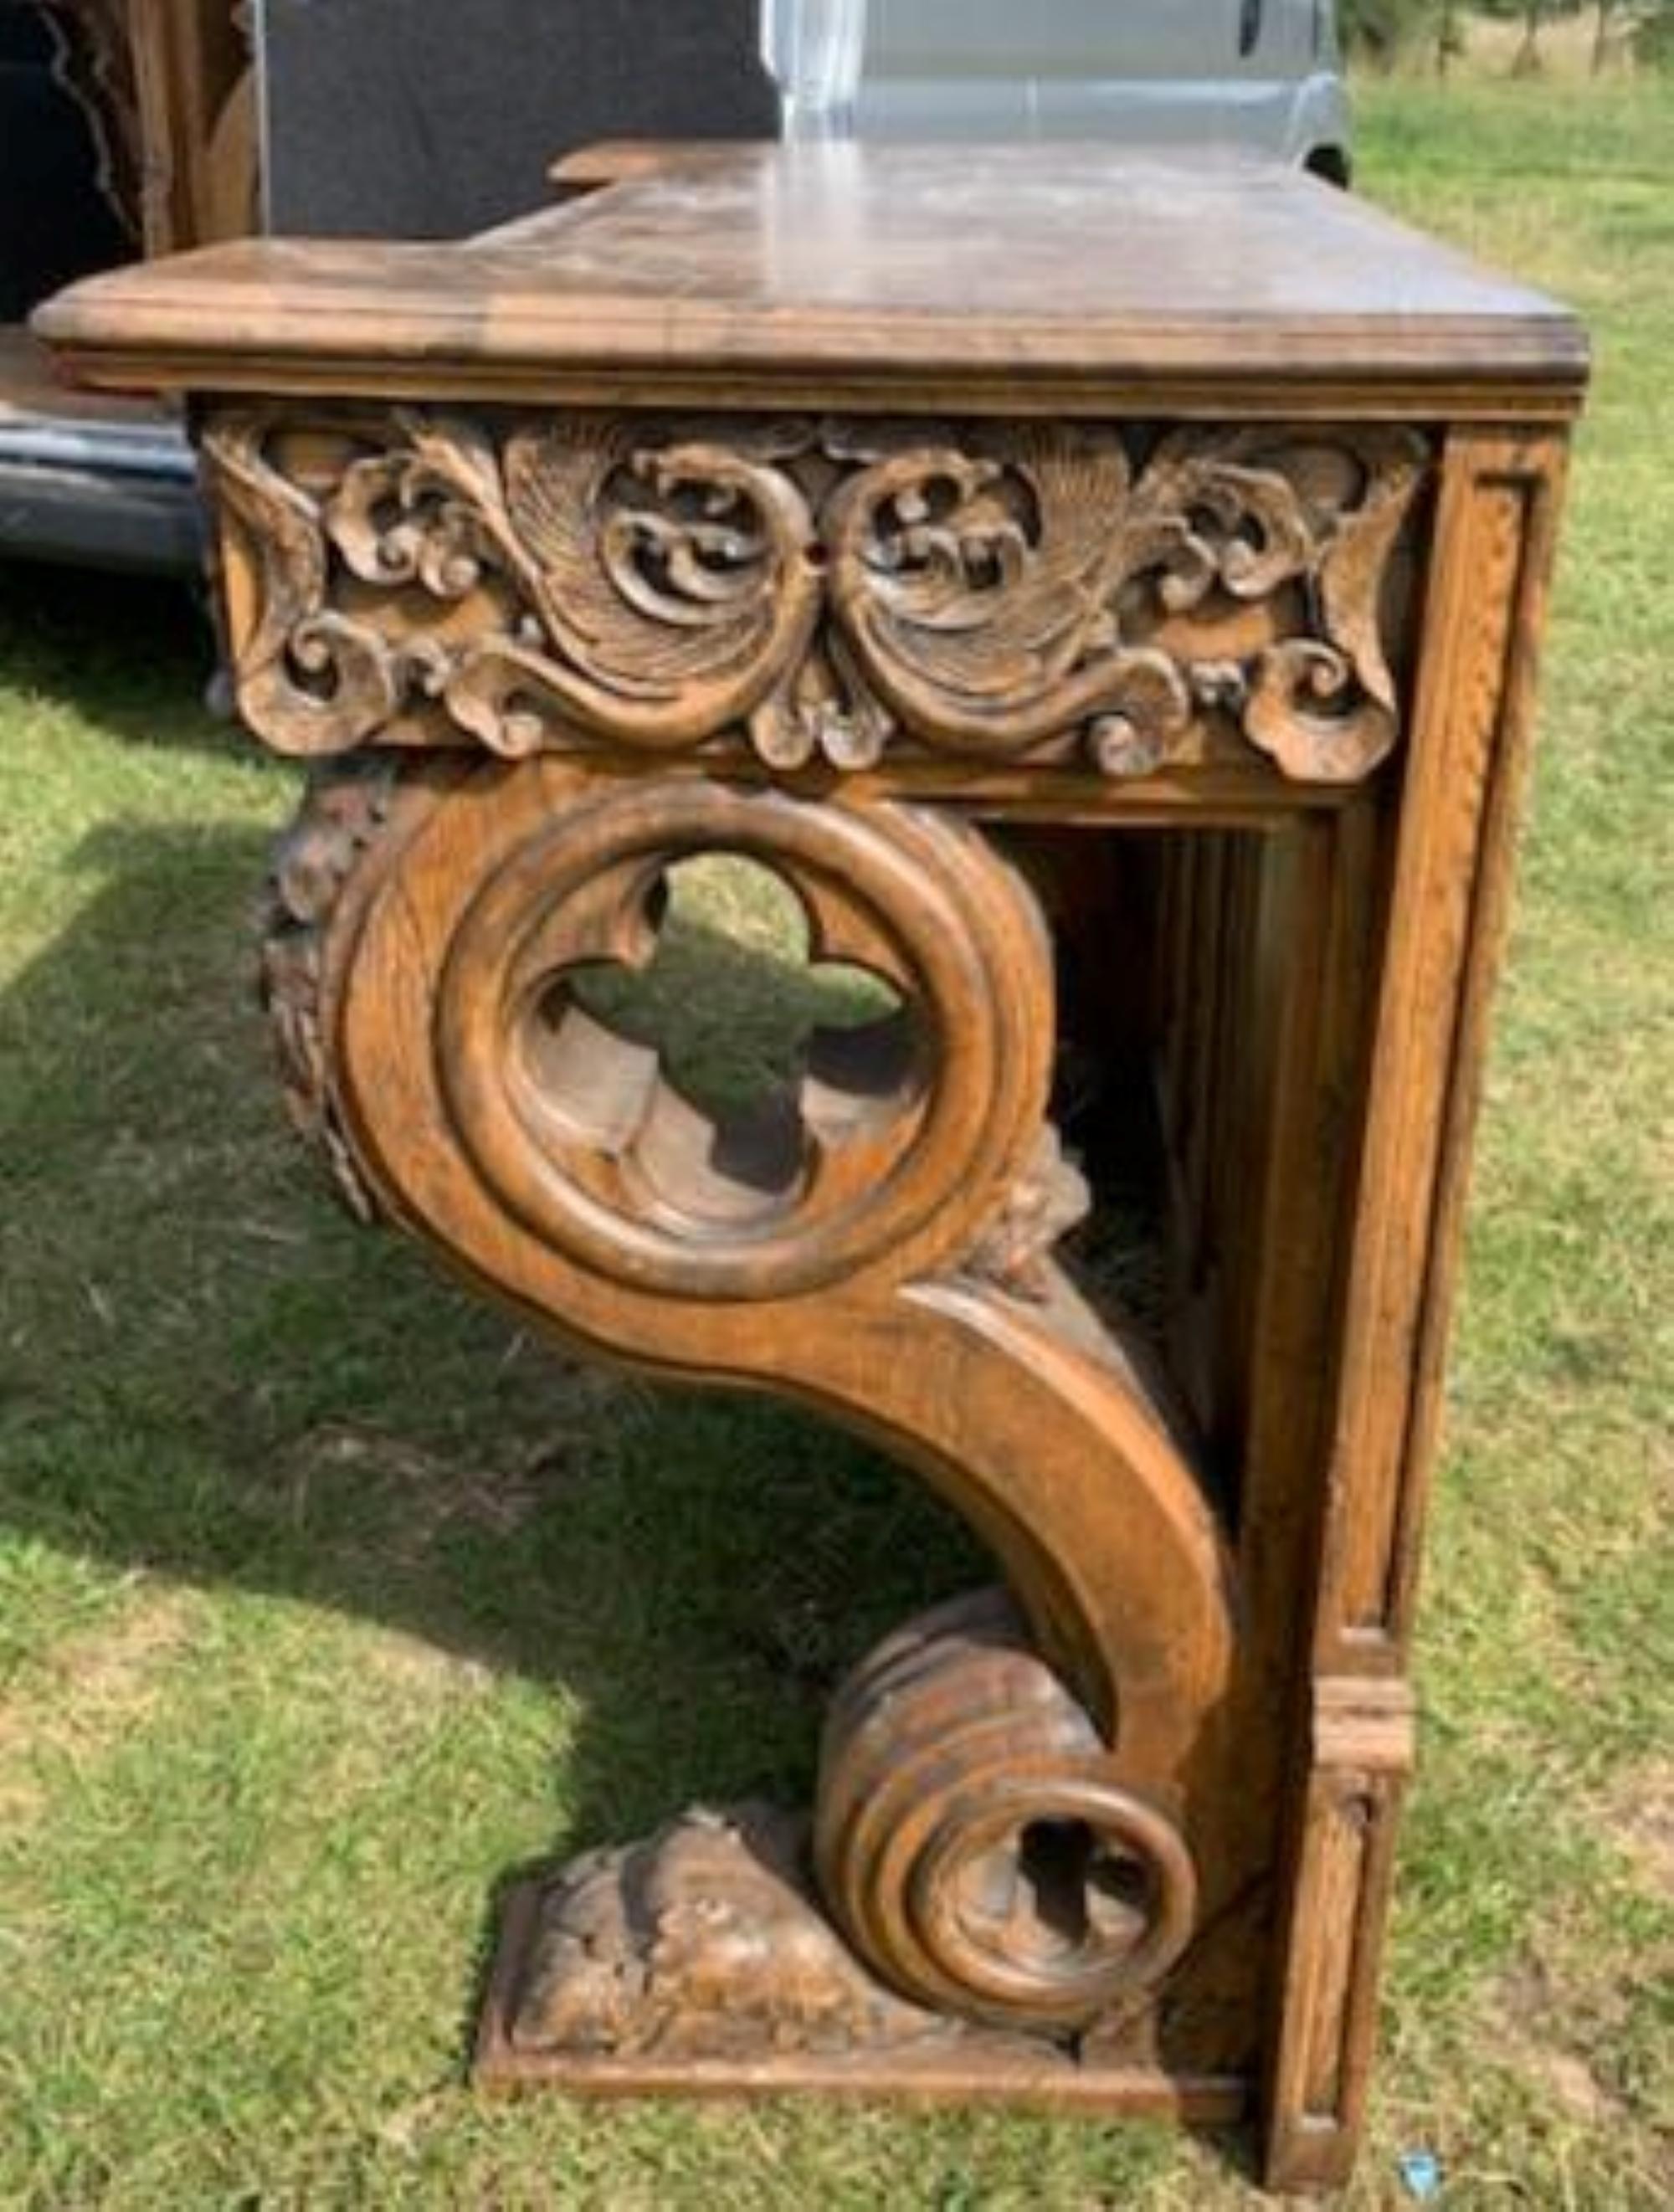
2, 83, 1670, 2210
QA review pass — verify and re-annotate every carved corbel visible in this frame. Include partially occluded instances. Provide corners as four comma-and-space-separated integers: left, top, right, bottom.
270, 754, 1240, 2066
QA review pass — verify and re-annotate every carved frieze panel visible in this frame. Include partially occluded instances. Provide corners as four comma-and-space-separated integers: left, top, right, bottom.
206, 408, 1430, 785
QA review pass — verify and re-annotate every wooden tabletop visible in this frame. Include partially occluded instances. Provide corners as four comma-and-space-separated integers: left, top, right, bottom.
34, 144, 1588, 418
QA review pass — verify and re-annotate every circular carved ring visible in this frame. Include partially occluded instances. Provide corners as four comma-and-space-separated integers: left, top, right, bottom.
434, 780, 1053, 1303
816, 1591, 1199, 2031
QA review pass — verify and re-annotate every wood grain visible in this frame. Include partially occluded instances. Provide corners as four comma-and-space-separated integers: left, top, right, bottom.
198, 403, 1431, 789
126, 0, 258, 254
1261, 432, 1572, 2194
35, 147, 1587, 419
29, 146, 1587, 2192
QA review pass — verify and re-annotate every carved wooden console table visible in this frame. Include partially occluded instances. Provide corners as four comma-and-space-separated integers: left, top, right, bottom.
38, 146, 1587, 2194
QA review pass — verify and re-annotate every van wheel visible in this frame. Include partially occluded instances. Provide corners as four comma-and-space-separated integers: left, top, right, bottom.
1305, 146, 1353, 190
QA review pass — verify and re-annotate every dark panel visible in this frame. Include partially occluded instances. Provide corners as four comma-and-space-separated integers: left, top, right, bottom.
261, 0, 779, 239
0, 5, 131, 316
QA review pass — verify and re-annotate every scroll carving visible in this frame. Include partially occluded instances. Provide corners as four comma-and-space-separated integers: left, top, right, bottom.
503, 1590, 1199, 2064
816, 1589, 1199, 2030
303, 757, 1239, 2070
206, 408, 1429, 786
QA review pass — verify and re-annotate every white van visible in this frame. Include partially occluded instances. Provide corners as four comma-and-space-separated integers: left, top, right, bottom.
3, 1, 1351, 573
860, 1, 1351, 182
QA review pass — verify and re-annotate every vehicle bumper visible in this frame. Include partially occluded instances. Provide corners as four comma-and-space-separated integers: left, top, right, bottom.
0, 418, 202, 573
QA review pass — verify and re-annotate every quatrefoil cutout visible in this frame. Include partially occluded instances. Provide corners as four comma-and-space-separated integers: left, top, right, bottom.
514, 855, 924, 1234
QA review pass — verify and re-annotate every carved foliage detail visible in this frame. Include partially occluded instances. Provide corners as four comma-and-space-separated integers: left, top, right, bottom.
206, 408, 1429, 784
510, 1803, 954, 2061
261, 759, 397, 1222
963, 1126, 1092, 1303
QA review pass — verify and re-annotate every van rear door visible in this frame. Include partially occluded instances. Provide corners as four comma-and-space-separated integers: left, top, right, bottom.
858, 0, 1319, 159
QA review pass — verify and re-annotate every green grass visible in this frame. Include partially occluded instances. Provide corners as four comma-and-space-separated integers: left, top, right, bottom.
2, 83, 1671, 2209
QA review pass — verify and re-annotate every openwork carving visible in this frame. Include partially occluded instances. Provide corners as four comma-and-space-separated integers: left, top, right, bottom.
296, 753, 1238, 2074
431, 778, 1056, 1303
206, 408, 1429, 785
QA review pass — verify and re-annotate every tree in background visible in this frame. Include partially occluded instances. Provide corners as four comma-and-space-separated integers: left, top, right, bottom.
1511, 0, 1548, 74
1498, 0, 1674, 69
1338, 0, 1477, 69
1635, 0, 1674, 63
1589, 1, 1674, 69
1338, 0, 1438, 68
1338, 0, 1674, 69
1438, 0, 1466, 70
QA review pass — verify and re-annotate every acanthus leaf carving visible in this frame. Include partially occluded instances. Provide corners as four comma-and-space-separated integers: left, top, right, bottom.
260, 757, 400, 1224
213, 412, 405, 756
508, 1802, 955, 2061
205, 408, 1430, 786
963, 1126, 1092, 1304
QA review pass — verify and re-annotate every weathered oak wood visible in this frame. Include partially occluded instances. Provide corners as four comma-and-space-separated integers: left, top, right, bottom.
193, 405, 1430, 786
126, 0, 258, 253
33, 146, 1585, 2194
38, 146, 1586, 418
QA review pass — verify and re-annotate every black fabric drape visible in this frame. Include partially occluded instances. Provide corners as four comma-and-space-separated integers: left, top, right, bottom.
262, 0, 778, 239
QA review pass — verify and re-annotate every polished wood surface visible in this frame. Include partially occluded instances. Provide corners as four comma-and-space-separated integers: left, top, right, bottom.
0, 326, 161, 425
38, 145, 1586, 416
33, 149, 1586, 2195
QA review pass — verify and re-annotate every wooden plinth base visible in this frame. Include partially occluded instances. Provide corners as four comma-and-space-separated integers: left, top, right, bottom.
473, 1879, 1248, 2122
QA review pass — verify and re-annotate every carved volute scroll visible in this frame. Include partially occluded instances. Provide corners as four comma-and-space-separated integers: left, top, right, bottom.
206, 408, 1430, 786
816, 1590, 1202, 2030
296, 752, 1236, 2042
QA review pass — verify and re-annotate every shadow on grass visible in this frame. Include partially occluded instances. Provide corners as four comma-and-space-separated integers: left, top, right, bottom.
0, 575, 1271, 2204
0, 561, 990, 2102
0, 786, 988, 1916
2, 563, 1249, 2180
0, 561, 236, 754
